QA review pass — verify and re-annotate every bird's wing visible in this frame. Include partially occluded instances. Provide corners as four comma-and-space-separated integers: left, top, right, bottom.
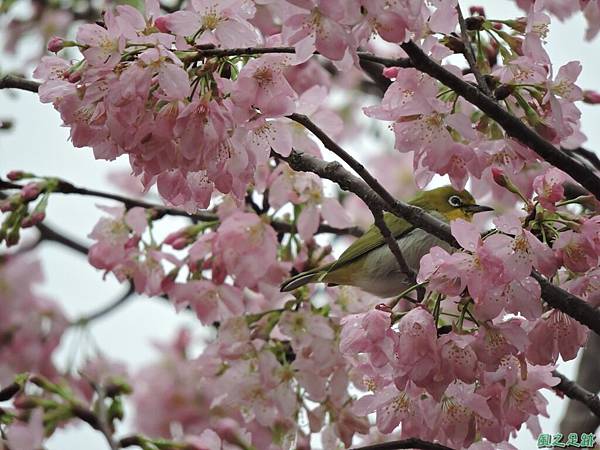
327, 212, 414, 273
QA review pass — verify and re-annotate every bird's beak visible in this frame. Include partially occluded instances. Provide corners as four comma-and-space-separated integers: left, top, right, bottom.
463, 204, 494, 214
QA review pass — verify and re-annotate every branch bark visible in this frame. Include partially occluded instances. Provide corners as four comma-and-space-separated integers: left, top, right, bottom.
281, 149, 600, 335
399, 40, 600, 201
0, 74, 41, 93
0, 178, 361, 237
553, 369, 600, 419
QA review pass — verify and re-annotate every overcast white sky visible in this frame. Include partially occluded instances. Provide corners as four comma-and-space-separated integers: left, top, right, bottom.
1, 1, 599, 449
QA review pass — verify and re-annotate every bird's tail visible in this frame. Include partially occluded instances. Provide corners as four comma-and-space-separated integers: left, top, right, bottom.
280, 264, 331, 292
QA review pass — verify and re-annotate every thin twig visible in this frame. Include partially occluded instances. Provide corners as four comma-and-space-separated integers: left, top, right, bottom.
456, 4, 492, 96
72, 284, 135, 325
553, 370, 600, 419
287, 113, 412, 216
400, 40, 600, 200
350, 437, 454, 450
0, 178, 361, 237
369, 206, 416, 283
36, 222, 89, 255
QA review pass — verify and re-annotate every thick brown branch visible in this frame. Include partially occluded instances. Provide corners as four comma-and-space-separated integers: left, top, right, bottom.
350, 438, 454, 450
400, 40, 600, 200
1, 178, 361, 237
181, 46, 412, 67
553, 370, 600, 419
281, 149, 600, 335
281, 150, 456, 246
0, 74, 40, 93
288, 113, 426, 226
534, 273, 600, 337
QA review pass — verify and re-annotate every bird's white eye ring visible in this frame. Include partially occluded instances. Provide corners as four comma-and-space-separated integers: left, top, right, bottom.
448, 195, 462, 207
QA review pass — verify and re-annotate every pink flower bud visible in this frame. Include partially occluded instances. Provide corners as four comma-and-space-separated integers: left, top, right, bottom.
6, 228, 20, 247
47, 36, 65, 53
382, 67, 400, 80
164, 229, 187, 246
68, 71, 82, 83
583, 90, 600, 104
154, 16, 169, 33
491, 167, 508, 187
0, 199, 13, 212
7, 170, 25, 181
21, 212, 46, 228
469, 6, 485, 16
375, 303, 393, 314
20, 182, 42, 201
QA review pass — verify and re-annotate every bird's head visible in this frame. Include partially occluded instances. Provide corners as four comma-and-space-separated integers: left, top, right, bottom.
410, 186, 493, 222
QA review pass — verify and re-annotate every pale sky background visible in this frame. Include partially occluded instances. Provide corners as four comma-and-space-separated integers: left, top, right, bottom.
1, 1, 600, 449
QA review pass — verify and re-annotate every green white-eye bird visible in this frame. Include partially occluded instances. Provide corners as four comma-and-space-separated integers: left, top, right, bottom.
280, 186, 493, 298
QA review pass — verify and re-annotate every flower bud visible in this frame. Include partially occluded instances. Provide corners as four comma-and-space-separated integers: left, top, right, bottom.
382, 67, 400, 80
469, 6, 485, 16
68, 70, 82, 83
6, 227, 20, 247
375, 303, 393, 314
583, 90, 600, 104
6, 171, 27, 181
154, 16, 169, 33
442, 35, 465, 54
20, 182, 42, 201
465, 16, 485, 31
494, 84, 514, 101
491, 167, 508, 188
0, 199, 13, 212
47, 36, 65, 53
504, 18, 527, 33
21, 212, 46, 228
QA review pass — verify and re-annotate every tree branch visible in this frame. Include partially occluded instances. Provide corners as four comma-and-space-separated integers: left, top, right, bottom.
0, 178, 361, 237
0, 74, 41, 93
280, 150, 456, 246
36, 222, 89, 255
350, 438, 454, 450
553, 370, 600, 419
559, 332, 600, 434
72, 284, 135, 326
533, 273, 600, 337
399, 40, 600, 200
281, 149, 600, 335
370, 206, 416, 283
456, 4, 492, 96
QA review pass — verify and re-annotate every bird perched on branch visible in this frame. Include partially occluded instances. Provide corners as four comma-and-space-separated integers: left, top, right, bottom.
280, 186, 493, 298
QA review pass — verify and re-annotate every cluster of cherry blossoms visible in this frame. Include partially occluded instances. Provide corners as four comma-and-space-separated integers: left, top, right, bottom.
0, 256, 67, 386
4, 0, 600, 449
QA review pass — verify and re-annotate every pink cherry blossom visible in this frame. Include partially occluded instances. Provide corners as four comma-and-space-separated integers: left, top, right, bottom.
532, 167, 567, 211
526, 309, 589, 365
160, 0, 260, 47
282, 0, 355, 62
553, 230, 598, 273
394, 307, 440, 389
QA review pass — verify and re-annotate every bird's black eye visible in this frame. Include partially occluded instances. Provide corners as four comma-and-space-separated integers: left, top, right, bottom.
448, 195, 463, 207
